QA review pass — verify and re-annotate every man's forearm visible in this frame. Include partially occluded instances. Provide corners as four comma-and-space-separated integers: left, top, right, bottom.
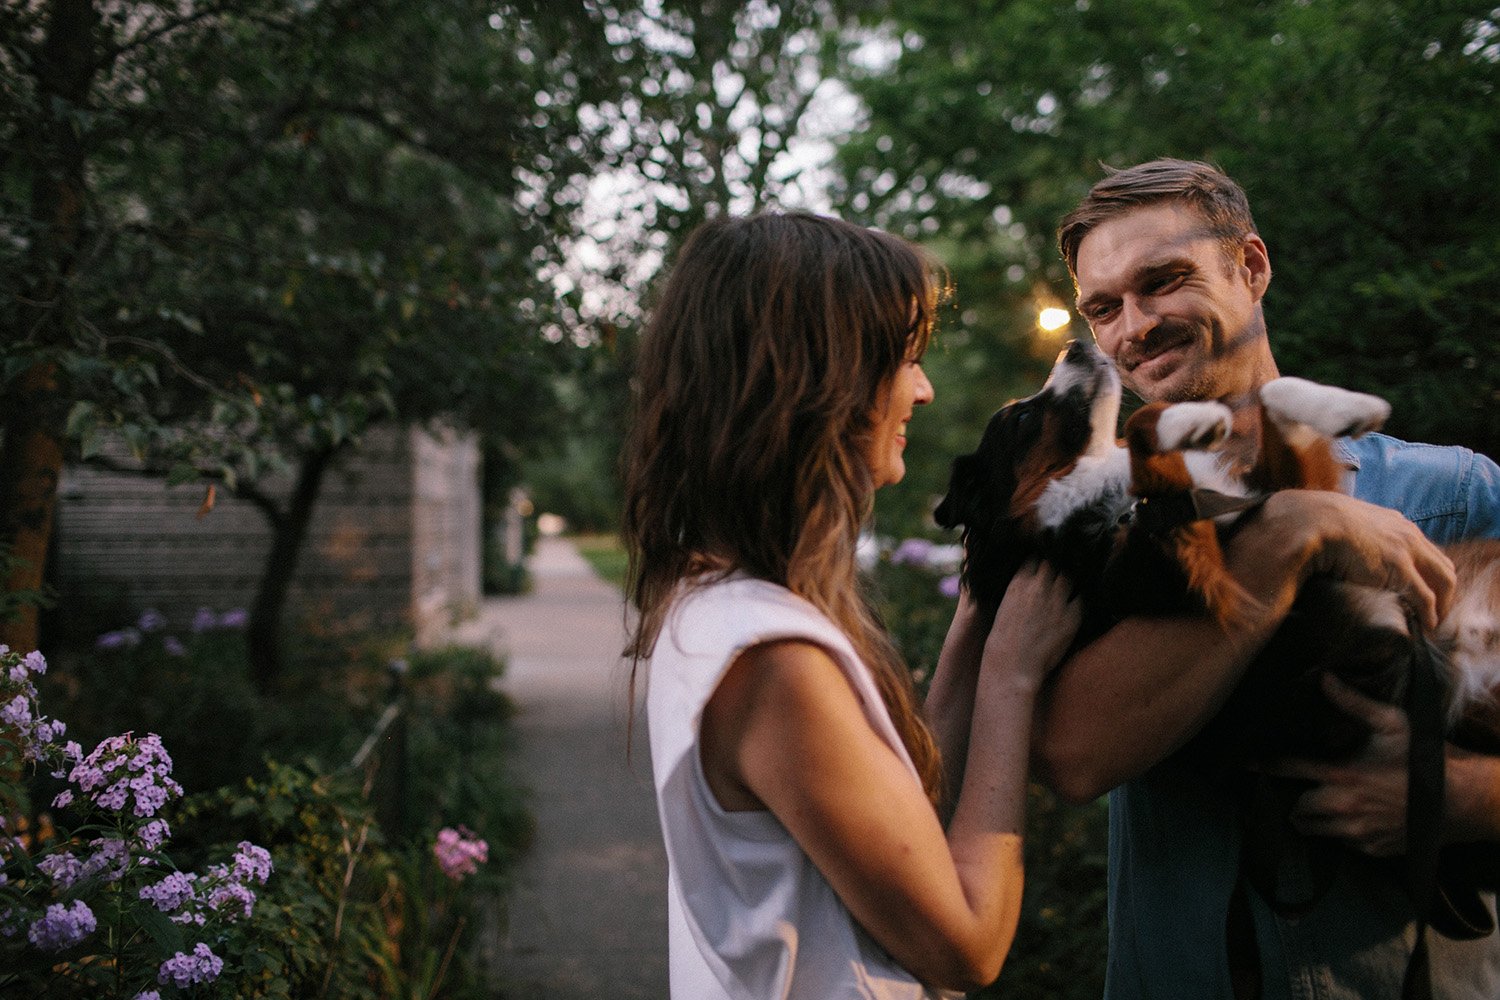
1447, 747, 1500, 842
1033, 612, 1277, 802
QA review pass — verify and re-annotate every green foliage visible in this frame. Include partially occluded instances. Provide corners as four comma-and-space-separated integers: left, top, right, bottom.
37, 609, 377, 794
871, 557, 1109, 999
838, 0, 1500, 458
173, 761, 396, 1000
399, 646, 534, 863
0, 543, 52, 626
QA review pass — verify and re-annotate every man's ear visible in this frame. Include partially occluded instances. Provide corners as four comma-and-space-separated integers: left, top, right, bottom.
1242, 233, 1271, 302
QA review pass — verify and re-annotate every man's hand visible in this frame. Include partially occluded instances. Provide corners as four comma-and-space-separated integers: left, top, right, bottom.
1267, 673, 1411, 857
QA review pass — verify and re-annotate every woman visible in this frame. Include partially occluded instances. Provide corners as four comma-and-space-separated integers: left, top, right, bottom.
622, 211, 1081, 998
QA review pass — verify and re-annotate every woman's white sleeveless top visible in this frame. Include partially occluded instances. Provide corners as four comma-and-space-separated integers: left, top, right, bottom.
645, 575, 951, 1000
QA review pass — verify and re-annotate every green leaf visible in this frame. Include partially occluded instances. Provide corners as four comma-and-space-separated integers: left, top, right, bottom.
166, 462, 199, 487
134, 899, 188, 954
65, 400, 96, 438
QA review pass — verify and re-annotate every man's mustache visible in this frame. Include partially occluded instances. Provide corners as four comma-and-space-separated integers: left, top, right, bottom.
1120, 320, 1199, 370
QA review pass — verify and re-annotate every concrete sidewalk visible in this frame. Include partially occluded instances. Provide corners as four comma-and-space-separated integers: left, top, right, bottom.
464, 536, 668, 998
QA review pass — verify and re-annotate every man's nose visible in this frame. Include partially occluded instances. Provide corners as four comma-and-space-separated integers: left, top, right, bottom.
1119, 296, 1158, 343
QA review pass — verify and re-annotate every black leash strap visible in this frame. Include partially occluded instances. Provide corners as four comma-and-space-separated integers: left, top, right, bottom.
1402, 620, 1447, 1000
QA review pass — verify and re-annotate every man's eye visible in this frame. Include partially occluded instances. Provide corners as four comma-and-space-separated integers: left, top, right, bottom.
1148, 274, 1186, 295
1088, 304, 1117, 322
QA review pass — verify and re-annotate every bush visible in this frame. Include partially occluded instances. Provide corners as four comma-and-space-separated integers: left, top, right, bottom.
6, 618, 531, 998
1, 647, 277, 999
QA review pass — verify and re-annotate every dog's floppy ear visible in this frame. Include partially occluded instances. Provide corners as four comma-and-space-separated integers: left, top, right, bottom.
934, 452, 982, 530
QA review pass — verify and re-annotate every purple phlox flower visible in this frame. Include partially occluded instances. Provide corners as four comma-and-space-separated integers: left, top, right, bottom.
71, 733, 182, 817
138, 819, 171, 851
137, 608, 167, 633
191, 607, 217, 633
161, 635, 186, 657
50, 740, 83, 780
925, 543, 964, 573
3, 648, 46, 684
52, 789, 74, 810
1, 694, 30, 728
938, 574, 962, 599
890, 537, 935, 566
1, 685, 62, 763
217, 607, 249, 629
158, 943, 223, 987
434, 826, 488, 882
27, 900, 96, 951
37, 851, 83, 889
140, 871, 200, 923
207, 881, 256, 920
81, 837, 131, 883
95, 628, 143, 650
134, 991, 162, 1000
231, 842, 273, 885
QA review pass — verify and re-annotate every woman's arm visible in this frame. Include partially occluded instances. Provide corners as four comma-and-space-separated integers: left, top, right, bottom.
923, 590, 996, 818
700, 566, 1079, 992
1034, 489, 1457, 803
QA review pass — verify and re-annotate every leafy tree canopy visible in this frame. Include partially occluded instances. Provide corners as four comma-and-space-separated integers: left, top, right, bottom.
835, 0, 1500, 535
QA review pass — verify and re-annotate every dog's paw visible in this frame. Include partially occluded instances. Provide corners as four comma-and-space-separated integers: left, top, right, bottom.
1155, 401, 1233, 452
1260, 377, 1391, 439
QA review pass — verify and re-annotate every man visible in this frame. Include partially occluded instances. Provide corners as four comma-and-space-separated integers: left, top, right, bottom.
1035, 159, 1500, 998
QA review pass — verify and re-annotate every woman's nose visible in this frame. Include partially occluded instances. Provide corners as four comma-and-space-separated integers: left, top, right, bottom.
914, 364, 935, 405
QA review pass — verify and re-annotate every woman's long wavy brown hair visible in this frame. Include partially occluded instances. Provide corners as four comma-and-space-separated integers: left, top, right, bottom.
622, 211, 944, 804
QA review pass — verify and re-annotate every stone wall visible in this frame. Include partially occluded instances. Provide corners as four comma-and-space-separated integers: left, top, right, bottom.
52, 425, 480, 644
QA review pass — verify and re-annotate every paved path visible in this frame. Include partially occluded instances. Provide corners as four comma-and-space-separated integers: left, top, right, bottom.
460, 536, 669, 998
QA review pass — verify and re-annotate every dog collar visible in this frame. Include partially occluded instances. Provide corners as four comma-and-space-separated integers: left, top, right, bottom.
1128, 489, 1268, 535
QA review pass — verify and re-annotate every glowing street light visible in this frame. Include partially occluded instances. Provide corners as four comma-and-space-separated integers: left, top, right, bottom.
1037, 307, 1071, 332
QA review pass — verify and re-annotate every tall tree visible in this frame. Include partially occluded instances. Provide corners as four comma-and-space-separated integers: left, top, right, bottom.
0, 0, 618, 680
526, 0, 867, 528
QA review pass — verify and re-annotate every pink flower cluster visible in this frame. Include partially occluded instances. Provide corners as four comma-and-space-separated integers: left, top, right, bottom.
433, 826, 488, 882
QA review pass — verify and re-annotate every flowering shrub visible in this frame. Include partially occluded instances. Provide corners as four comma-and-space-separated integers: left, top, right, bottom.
0, 645, 272, 998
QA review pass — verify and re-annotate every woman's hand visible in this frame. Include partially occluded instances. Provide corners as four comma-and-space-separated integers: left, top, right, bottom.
982, 563, 1082, 691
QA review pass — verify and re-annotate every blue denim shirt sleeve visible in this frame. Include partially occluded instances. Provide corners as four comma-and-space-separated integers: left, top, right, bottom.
1340, 433, 1500, 543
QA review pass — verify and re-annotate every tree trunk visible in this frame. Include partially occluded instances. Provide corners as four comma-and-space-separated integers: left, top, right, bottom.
247, 445, 338, 692
1, 0, 101, 653
0, 366, 65, 653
